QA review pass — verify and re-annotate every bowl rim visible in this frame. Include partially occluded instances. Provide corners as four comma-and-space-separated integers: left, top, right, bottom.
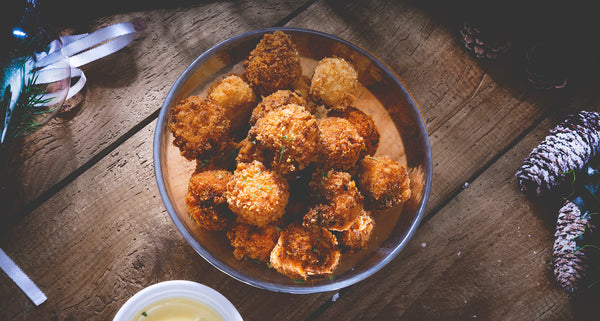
153, 27, 432, 294
112, 280, 243, 321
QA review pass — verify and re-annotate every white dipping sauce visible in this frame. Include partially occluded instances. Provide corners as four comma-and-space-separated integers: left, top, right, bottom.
130, 298, 224, 321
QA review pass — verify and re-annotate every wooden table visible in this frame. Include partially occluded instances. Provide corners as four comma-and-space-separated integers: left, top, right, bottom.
2, 1, 599, 320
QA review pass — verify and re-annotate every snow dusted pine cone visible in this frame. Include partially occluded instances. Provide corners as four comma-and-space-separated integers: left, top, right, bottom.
515, 111, 600, 197
553, 200, 594, 294
459, 21, 510, 60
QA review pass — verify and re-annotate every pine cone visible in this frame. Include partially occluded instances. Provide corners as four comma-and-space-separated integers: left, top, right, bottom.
524, 44, 569, 90
459, 22, 510, 60
516, 111, 600, 197
553, 200, 594, 294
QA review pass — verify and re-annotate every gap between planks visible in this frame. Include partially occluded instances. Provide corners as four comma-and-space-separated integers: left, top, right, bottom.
0, 2, 559, 320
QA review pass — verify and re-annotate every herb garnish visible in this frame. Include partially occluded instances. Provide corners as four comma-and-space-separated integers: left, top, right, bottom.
198, 159, 210, 169
141, 311, 147, 317
279, 145, 286, 163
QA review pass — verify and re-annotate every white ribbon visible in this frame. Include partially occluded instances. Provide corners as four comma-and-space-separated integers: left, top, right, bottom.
0, 23, 137, 303
0, 248, 47, 306
34, 22, 137, 105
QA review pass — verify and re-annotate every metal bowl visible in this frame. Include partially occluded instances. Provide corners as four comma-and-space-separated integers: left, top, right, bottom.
153, 27, 432, 294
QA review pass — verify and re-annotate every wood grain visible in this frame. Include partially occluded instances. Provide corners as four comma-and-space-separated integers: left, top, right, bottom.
2, 0, 600, 320
0, 120, 336, 321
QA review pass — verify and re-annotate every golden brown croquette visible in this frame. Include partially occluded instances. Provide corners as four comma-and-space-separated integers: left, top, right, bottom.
357, 155, 411, 209
248, 104, 320, 176
316, 117, 365, 171
249, 89, 308, 125
226, 160, 289, 227
207, 74, 257, 133
310, 57, 360, 110
328, 106, 380, 157
243, 31, 302, 97
305, 169, 364, 231
337, 209, 375, 252
270, 223, 341, 280
169, 96, 231, 160
186, 169, 234, 231
235, 136, 266, 165
227, 222, 280, 262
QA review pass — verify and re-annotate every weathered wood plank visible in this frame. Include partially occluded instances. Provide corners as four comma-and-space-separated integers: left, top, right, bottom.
0, 0, 310, 228
3, 1, 600, 321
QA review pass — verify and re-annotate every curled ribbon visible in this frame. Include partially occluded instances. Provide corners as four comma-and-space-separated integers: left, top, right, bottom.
35, 22, 137, 104
0, 23, 138, 300
0, 21, 138, 142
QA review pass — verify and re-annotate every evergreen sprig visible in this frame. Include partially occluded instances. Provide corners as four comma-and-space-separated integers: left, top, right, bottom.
6, 63, 53, 138
556, 162, 600, 293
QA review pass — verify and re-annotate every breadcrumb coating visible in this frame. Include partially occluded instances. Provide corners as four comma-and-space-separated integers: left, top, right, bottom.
249, 90, 308, 125
337, 209, 375, 252
235, 136, 266, 165
169, 96, 231, 160
207, 74, 257, 132
249, 104, 320, 176
186, 169, 234, 231
310, 57, 360, 109
357, 156, 411, 209
328, 106, 380, 157
305, 169, 364, 231
226, 160, 289, 227
316, 117, 365, 171
227, 222, 280, 262
270, 223, 341, 280
244, 31, 302, 97
171, 35, 413, 281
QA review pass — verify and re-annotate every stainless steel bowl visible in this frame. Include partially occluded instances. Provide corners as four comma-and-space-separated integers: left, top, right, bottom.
154, 27, 432, 294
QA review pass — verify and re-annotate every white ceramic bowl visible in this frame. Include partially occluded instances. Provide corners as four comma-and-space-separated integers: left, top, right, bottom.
113, 280, 243, 321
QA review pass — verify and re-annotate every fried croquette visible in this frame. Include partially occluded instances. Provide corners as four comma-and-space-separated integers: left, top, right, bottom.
207, 74, 257, 132
357, 156, 412, 210
316, 117, 365, 171
227, 223, 280, 262
226, 160, 289, 227
249, 90, 308, 125
310, 57, 360, 109
337, 210, 375, 252
244, 31, 302, 97
305, 170, 364, 231
186, 169, 234, 231
328, 106, 380, 157
248, 104, 320, 176
270, 223, 341, 280
169, 96, 231, 160
235, 136, 266, 165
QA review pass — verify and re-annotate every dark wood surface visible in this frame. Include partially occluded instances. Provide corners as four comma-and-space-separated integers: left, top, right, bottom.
2, 1, 600, 320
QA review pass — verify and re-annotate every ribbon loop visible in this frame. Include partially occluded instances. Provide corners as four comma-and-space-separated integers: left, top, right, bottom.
34, 22, 137, 104
63, 22, 137, 68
